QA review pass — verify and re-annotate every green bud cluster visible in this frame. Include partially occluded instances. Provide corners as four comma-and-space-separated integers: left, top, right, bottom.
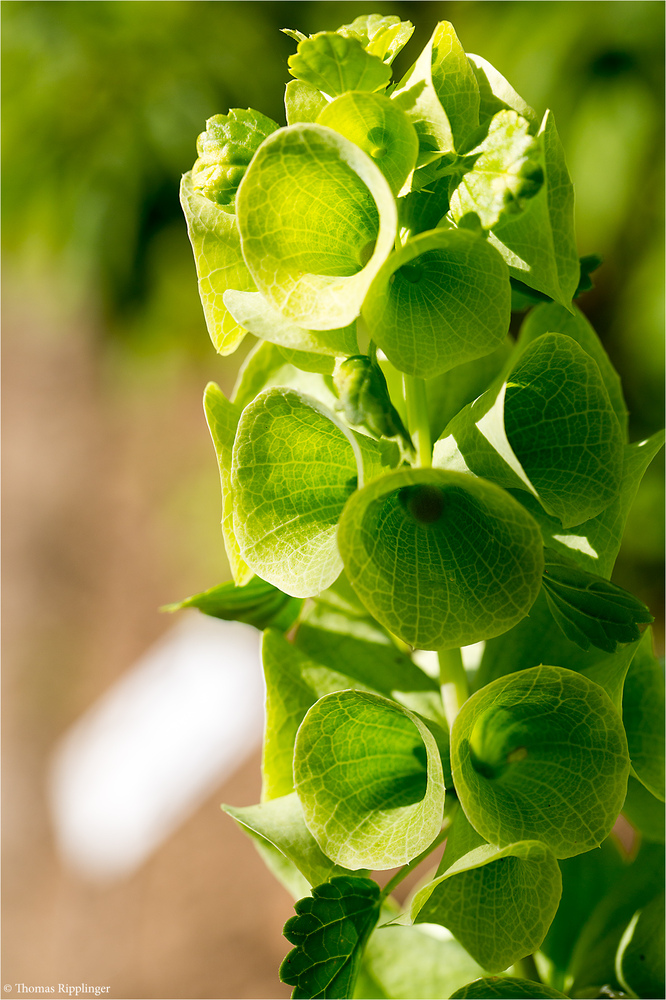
192, 108, 278, 205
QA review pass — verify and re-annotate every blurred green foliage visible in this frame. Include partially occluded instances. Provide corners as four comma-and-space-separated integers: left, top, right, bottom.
2, 0, 663, 607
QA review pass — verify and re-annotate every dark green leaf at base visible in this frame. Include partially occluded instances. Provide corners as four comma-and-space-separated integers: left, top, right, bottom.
280, 876, 381, 999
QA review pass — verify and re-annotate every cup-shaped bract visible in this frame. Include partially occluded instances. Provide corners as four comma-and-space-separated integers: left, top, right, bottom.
236, 124, 397, 330
439, 333, 624, 527
294, 690, 444, 869
317, 92, 419, 195
362, 229, 511, 378
451, 665, 631, 858
337, 468, 544, 650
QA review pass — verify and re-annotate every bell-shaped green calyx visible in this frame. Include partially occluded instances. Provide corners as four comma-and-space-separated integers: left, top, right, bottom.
294, 690, 445, 869
180, 173, 256, 355
437, 333, 624, 527
191, 108, 279, 205
236, 124, 397, 330
231, 387, 392, 598
451, 664, 631, 858
337, 468, 544, 650
362, 228, 511, 378
317, 92, 419, 195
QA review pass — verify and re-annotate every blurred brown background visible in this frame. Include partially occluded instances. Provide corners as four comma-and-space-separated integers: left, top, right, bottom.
2, 2, 664, 998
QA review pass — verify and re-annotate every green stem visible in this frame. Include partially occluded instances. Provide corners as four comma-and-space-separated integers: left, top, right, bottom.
513, 954, 541, 983
379, 820, 451, 902
438, 647, 468, 729
404, 374, 431, 468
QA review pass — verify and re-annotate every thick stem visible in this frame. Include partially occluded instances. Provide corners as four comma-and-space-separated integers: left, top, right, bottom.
404, 374, 431, 468
379, 820, 451, 901
438, 647, 468, 729
513, 954, 542, 983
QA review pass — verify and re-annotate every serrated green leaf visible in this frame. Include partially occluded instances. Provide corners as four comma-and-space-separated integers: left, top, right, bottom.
191, 108, 279, 205
412, 832, 562, 974
467, 53, 538, 131
231, 387, 391, 597
163, 575, 301, 631
449, 110, 544, 230
451, 664, 631, 859
237, 124, 397, 330
569, 842, 664, 995
317, 92, 418, 195
516, 302, 628, 441
438, 333, 624, 527
337, 15, 414, 65
488, 110, 579, 308
223, 793, 355, 889
294, 690, 445, 869
285, 79, 329, 125
224, 289, 358, 357
288, 32, 392, 98
616, 891, 665, 999
622, 628, 665, 800
338, 467, 543, 651
450, 977, 569, 999
359, 923, 484, 1000
362, 227, 510, 379
179, 173, 255, 355
202, 381, 252, 585
542, 550, 653, 654
280, 876, 381, 999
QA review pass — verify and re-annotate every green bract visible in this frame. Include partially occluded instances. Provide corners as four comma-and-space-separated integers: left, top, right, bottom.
337, 468, 544, 650
236, 124, 397, 330
177, 13, 663, 1000
451, 665, 631, 858
362, 228, 511, 378
294, 690, 444, 869
438, 332, 624, 526
231, 386, 391, 597
317, 92, 418, 196
412, 838, 561, 973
